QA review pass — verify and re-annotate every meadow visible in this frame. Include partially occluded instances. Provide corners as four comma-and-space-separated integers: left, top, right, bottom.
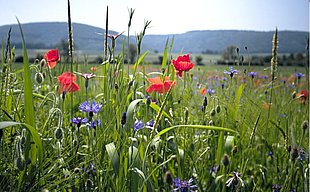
0, 2, 309, 192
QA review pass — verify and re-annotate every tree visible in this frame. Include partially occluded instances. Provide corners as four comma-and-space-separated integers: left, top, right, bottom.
128, 44, 137, 64
195, 55, 204, 65
222, 45, 238, 61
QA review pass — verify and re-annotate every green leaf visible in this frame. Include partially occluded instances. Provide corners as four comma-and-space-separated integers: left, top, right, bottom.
0, 121, 43, 168
133, 51, 149, 75
149, 102, 172, 122
105, 142, 120, 175
126, 99, 144, 131
154, 125, 237, 139
234, 84, 245, 122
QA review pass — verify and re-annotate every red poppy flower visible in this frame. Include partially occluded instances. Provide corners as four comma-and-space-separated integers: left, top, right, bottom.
44, 49, 60, 69
296, 90, 309, 104
146, 76, 176, 94
171, 54, 194, 77
58, 72, 79, 93
200, 88, 207, 95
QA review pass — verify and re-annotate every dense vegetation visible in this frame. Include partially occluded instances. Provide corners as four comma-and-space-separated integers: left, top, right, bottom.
0, 2, 309, 192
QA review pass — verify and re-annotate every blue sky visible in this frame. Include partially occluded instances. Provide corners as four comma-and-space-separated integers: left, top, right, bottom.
0, 0, 308, 35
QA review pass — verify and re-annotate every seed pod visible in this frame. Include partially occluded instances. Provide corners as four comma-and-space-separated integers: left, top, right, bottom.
35, 72, 44, 84
86, 179, 94, 188
40, 59, 47, 67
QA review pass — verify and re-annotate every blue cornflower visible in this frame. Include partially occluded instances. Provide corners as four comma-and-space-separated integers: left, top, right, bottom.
79, 101, 102, 113
90, 119, 101, 129
224, 66, 238, 78
295, 73, 305, 79
173, 178, 197, 192
133, 120, 144, 132
145, 119, 154, 130
248, 71, 257, 78
207, 88, 215, 95
260, 75, 269, 79
72, 117, 88, 127
86, 163, 96, 175
79, 101, 102, 117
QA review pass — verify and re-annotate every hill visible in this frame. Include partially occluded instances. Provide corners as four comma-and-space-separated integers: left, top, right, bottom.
0, 22, 308, 54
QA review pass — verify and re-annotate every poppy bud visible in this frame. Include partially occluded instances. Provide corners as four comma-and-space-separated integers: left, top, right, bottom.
164, 171, 173, 185
232, 145, 238, 154
291, 147, 298, 160
121, 112, 127, 125
216, 105, 221, 113
114, 83, 119, 90
35, 72, 44, 84
301, 120, 308, 130
72, 139, 78, 148
203, 96, 208, 107
184, 107, 189, 123
222, 154, 230, 166
210, 109, 216, 117
16, 156, 25, 171
146, 96, 152, 106
40, 59, 47, 67
54, 127, 63, 140
74, 167, 81, 174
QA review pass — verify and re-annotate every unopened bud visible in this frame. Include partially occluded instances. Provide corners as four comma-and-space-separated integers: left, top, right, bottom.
16, 156, 25, 171
54, 128, 63, 140
164, 171, 173, 185
35, 72, 44, 84
222, 154, 230, 166
216, 105, 221, 113
301, 120, 308, 130
210, 109, 216, 116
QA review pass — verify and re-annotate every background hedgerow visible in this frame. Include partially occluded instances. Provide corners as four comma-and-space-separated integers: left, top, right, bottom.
0, 1, 308, 192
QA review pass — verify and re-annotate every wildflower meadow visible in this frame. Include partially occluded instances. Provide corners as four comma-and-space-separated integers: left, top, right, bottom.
0, 1, 309, 192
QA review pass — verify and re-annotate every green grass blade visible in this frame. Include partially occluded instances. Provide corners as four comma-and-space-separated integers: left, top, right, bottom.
133, 51, 149, 75
234, 83, 245, 122
154, 125, 237, 139
161, 38, 169, 70
126, 99, 144, 131
149, 102, 172, 122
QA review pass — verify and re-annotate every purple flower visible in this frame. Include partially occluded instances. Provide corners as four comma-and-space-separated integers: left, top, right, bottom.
226, 171, 244, 188
224, 66, 238, 78
79, 101, 102, 114
248, 71, 257, 78
260, 75, 269, 79
86, 163, 96, 175
90, 119, 101, 129
173, 178, 197, 192
145, 119, 154, 130
72, 117, 88, 127
133, 120, 144, 132
207, 88, 215, 95
295, 73, 305, 79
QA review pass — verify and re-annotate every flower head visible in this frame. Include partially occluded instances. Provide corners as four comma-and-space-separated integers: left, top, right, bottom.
145, 119, 154, 130
79, 101, 102, 114
295, 73, 305, 79
90, 119, 101, 129
58, 72, 80, 93
248, 71, 257, 78
172, 54, 194, 77
226, 171, 244, 188
146, 76, 176, 94
224, 66, 238, 78
296, 90, 308, 104
72, 117, 88, 127
133, 120, 144, 132
44, 49, 60, 69
173, 178, 197, 192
